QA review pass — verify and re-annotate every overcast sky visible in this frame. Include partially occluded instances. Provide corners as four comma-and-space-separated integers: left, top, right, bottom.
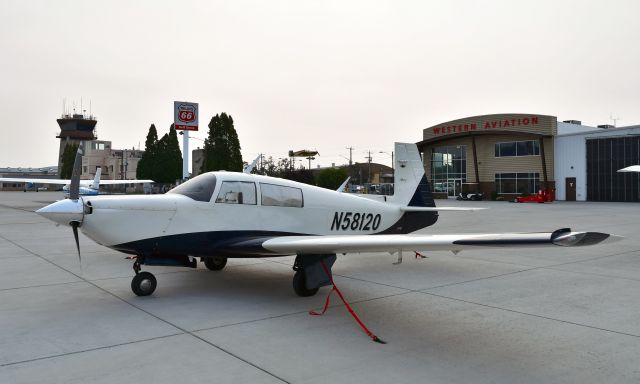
1, 0, 639, 170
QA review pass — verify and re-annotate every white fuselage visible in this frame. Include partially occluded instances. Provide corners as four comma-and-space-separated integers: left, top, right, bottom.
79, 172, 414, 256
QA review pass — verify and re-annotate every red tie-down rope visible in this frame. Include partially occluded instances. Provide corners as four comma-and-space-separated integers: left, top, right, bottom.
309, 259, 386, 344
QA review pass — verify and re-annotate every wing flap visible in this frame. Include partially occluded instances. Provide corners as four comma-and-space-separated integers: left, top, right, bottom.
261, 229, 620, 254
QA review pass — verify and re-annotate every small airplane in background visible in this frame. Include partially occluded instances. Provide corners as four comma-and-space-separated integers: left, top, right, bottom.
35, 142, 621, 300
0, 167, 153, 196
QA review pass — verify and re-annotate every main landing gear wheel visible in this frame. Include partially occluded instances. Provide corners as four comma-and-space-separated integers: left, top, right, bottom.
293, 270, 319, 297
131, 271, 157, 296
204, 256, 227, 271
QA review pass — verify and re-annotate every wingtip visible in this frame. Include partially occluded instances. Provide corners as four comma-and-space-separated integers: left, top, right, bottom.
601, 234, 624, 244
553, 231, 624, 247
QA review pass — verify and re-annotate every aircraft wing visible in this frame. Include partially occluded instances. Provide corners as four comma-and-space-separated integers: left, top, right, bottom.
98, 179, 154, 185
0, 177, 72, 184
261, 229, 620, 255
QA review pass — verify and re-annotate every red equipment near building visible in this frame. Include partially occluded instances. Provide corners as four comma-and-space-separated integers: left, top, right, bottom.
514, 189, 555, 203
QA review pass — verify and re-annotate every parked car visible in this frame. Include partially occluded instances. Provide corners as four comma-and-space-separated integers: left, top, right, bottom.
457, 192, 483, 201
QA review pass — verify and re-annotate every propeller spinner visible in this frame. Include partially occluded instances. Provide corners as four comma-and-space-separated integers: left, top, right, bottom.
36, 143, 85, 268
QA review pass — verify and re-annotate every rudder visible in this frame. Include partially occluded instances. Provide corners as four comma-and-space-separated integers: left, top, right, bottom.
389, 143, 435, 208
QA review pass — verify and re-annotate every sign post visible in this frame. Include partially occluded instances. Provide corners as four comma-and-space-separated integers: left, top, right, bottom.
173, 101, 198, 180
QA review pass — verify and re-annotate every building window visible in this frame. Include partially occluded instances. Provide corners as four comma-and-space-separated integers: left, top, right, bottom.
495, 140, 540, 157
215, 181, 257, 204
260, 183, 304, 207
431, 146, 466, 196
495, 172, 540, 194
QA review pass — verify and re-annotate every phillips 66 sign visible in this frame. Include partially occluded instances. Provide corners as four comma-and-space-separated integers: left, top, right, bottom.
174, 101, 198, 131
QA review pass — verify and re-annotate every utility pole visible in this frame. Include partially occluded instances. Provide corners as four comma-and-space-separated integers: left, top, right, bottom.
346, 146, 354, 166
365, 150, 372, 184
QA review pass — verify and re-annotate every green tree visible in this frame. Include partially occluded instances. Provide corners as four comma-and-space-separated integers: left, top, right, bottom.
60, 143, 79, 179
137, 123, 182, 183
201, 113, 243, 172
137, 124, 158, 180
165, 124, 183, 181
253, 155, 280, 176
317, 167, 348, 190
280, 165, 315, 185
151, 124, 183, 183
252, 156, 317, 186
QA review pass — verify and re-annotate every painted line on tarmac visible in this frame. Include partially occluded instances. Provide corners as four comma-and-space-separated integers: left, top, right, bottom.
0, 233, 292, 384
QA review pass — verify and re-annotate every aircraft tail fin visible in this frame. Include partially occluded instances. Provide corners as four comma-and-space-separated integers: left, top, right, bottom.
388, 143, 435, 208
92, 168, 102, 189
337, 176, 350, 192
244, 155, 260, 174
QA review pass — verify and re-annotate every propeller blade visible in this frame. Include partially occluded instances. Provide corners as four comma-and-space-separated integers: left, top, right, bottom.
71, 221, 82, 271
69, 143, 84, 200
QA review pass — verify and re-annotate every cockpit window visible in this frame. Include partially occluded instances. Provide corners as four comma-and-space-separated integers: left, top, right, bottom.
215, 181, 257, 205
167, 173, 217, 202
260, 183, 303, 207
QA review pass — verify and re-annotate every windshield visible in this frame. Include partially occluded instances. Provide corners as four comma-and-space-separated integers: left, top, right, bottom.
167, 173, 217, 202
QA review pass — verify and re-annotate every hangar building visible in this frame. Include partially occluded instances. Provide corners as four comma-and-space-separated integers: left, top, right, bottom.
555, 124, 640, 202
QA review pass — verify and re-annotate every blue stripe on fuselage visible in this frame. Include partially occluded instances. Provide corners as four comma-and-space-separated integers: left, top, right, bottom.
111, 230, 309, 258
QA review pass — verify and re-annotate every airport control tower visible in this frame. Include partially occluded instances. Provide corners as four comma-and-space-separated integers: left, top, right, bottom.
56, 110, 97, 171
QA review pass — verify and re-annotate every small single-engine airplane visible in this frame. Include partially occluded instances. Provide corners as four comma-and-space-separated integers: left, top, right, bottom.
35, 143, 620, 297
0, 167, 153, 196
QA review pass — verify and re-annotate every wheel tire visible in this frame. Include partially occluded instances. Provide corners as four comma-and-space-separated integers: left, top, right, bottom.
293, 270, 319, 297
131, 272, 157, 296
204, 256, 227, 271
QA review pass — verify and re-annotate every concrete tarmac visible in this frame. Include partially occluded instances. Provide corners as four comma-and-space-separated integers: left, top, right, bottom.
0, 191, 639, 383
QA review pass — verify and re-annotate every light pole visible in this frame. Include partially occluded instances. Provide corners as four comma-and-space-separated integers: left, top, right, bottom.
179, 132, 205, 178
379, 151, 394, 181
306, 156, 315, 169
179, 131, 205, 143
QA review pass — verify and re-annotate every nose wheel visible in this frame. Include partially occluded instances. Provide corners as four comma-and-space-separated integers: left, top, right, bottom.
131, 259, 157, 296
